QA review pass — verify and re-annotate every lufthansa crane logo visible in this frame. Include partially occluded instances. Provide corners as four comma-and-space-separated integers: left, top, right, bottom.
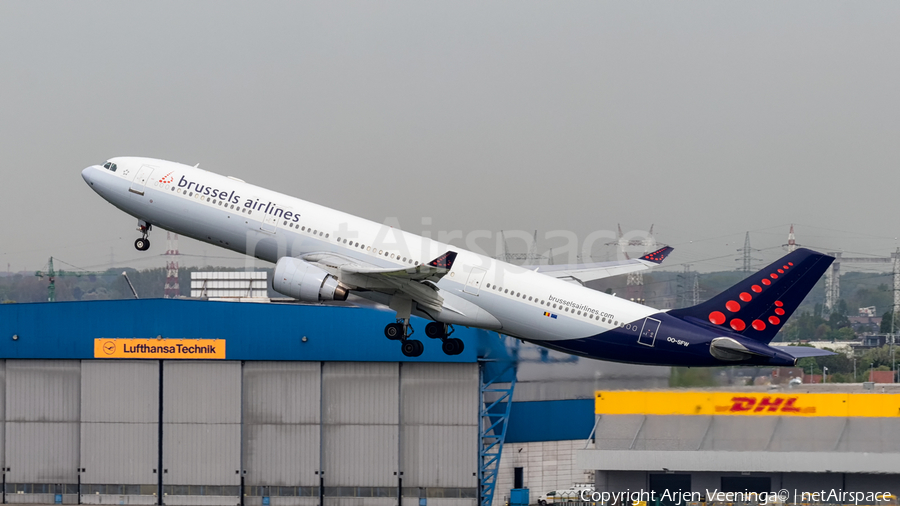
102, 340, 116, 355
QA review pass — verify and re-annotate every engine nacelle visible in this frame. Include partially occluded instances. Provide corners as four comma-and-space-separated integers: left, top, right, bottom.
273, 257, 349, 302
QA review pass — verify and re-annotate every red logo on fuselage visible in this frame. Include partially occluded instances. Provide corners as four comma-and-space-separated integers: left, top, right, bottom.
158, 172, 174, 184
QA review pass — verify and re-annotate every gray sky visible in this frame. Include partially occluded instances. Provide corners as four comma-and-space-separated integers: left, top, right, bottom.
2, 2, 899, 274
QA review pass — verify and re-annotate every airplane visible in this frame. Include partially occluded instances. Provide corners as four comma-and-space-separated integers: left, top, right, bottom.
82, 158, 833, 365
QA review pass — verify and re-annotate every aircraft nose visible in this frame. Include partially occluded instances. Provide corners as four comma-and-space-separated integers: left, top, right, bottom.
82, 165, 100, 186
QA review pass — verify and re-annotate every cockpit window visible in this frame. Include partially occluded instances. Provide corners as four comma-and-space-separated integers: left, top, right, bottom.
103, 162, 118, 172
103, 162, 111, 169
109, 163, 117, 172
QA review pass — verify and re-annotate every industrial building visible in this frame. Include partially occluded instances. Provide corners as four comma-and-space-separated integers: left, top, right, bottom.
0, 299, 493, 506
577, 389, 900, 496
3, 298, 900, 506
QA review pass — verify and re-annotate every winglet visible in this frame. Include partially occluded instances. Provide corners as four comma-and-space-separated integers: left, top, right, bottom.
427, 251, 457, 270
639, 246, 673, 264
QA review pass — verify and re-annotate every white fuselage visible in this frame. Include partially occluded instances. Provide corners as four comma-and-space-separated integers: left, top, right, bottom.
82, 157, 656, 345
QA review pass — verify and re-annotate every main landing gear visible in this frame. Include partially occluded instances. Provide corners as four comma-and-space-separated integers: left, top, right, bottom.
384, 320, 424, 357
134, 220, 151, 251
425, 322, 464, 356
384, 296, 464, 357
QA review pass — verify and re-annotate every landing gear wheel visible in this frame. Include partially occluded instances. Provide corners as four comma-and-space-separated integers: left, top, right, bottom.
441, 339, 458, 355
425, 322, 446, 339
384, 323, 404, 340
401, 340, 424, 357
441, 338, 464, 356
134, 238, 150, 251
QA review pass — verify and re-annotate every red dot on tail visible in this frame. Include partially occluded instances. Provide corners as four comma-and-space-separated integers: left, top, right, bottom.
788, 262, 794, 266
783, 265, 789, 270
751, 285, 762, 293
775, 308, 785, 316
739, 292, 752, 302
770, 273, 779, 279
725, 300, 740, 312
775, 301, 784, 307
769, 316, 781, 325
762, 279, 771, 285
709, 311, 726, 325
730, 319, 746, 331
777, 269, 784, 274
752, 320, 766, 331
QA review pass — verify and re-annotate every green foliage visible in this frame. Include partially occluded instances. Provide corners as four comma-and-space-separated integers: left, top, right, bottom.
669, 367, 719, 387
825, 326, 856, 341
780, 311, 830, 342
795, 345, 898, 382
881, 311, 898, 334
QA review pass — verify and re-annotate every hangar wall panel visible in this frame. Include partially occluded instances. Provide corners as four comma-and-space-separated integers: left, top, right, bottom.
6, 360, 80, 422
401, 425, 477, 487
81, 360, 158, 423
698, 416, 780, 451
633, 415, 711, 451
243, 362, 320, 425
80, 423, 158, 485
323, 363, 398, 425
163, 361, 241, 487
401, 363, 477, 425
324, 498, 395, 506
768, 417, 845, 451
0, 360, 6, 469
243, 362, 321, 487
838, 418, 900, 453
6, 422, 79, 483
163, 424, 241, 486
323, 425, 398, 487
323, 363, 399, 487
164, 361, 241, 424
243, 424, 319, 487
400, 363, 477, 488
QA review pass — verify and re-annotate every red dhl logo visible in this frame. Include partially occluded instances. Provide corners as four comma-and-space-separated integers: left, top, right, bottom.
714, 396, 816, 414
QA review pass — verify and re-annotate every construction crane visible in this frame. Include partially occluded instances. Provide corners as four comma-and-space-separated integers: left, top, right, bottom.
34, 257, 109, 302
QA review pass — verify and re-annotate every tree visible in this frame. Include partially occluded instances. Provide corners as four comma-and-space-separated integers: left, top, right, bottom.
882, 311, 898, 334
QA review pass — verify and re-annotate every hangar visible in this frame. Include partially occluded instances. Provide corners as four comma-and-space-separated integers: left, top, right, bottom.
5, 298, 899, 506
576, 389, 900, 496
0, 299, 512, 506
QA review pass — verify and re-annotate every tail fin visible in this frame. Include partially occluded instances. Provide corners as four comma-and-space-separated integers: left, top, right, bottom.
668, 248, 834, 344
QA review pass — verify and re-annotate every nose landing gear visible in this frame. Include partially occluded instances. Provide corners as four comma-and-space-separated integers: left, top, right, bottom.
425, 321, 464, 356
134, 221, 152, 251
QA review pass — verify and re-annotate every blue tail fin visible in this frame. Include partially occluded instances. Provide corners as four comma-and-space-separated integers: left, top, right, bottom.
668, 248, 834, 344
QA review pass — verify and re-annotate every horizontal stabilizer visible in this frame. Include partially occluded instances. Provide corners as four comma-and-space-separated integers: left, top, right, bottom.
776, 346, 837, 359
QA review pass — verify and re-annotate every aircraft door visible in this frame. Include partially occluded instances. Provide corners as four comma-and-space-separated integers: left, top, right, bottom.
463, 267, 487, 295
637, 317, 660, 347
260, 212, 278, 233
129, 165, 156, 195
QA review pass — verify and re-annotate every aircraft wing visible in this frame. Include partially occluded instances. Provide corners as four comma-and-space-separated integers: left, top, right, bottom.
530, 246, 673, 285
301, 251, 458, 313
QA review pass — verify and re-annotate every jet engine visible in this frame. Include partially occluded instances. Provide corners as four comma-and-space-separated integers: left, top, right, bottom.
273, 257, 349, 302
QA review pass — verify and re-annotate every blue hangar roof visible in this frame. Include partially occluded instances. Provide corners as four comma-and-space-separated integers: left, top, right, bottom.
0, 299, 508, 362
